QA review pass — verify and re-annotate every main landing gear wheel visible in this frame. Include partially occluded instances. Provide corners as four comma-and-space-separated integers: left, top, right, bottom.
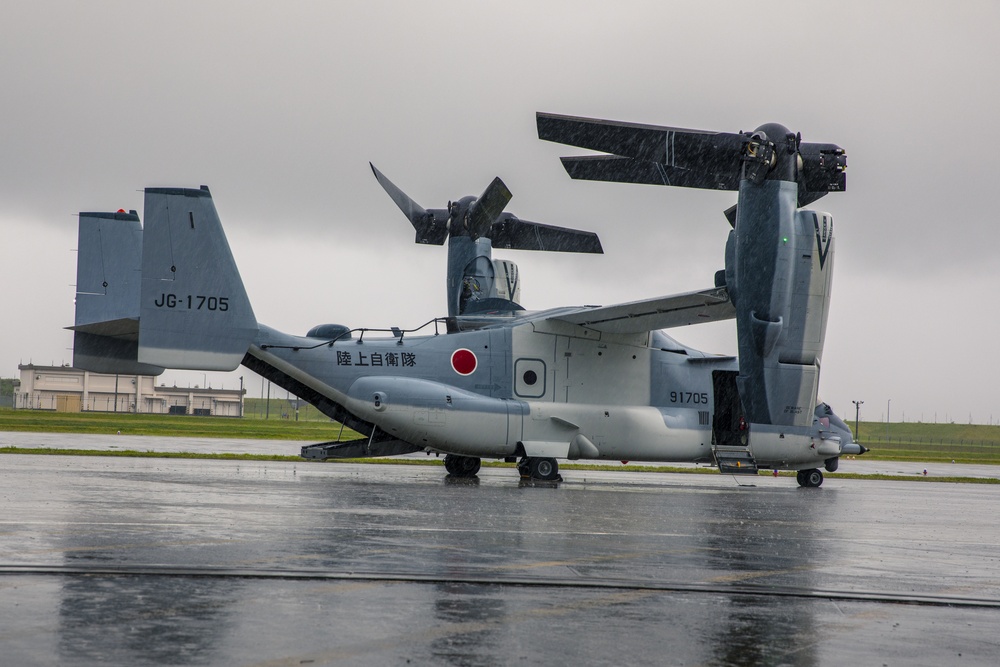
444, 454, 481, 478
528, 457, 560, 481
796, 468, 824, 488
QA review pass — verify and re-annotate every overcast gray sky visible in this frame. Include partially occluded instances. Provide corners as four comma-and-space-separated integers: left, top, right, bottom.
2, 1, 998, 425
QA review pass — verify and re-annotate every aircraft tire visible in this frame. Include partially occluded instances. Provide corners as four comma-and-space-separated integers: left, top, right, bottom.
797, 468, 823, 488
444, 454, 481, 477
529, 457, 559, 481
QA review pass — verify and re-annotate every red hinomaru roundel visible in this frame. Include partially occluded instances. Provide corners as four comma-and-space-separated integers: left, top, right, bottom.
451, 348, 477, 376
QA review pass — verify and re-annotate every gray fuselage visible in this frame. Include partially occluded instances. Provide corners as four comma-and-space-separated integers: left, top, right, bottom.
251, 311, 743, 464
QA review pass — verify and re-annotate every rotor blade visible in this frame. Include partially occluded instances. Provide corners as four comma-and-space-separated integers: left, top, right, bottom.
467, 177, 512, 238
537, 112, 746, 175
370, 162, 427, 222
488, 213, 604, 253
370, 162, 448, 245
560, 155, 741, 191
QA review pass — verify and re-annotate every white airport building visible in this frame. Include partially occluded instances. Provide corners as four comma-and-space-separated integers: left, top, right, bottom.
15, 364, 245, 416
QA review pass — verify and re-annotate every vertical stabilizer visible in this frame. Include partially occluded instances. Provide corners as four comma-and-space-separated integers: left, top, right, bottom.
138, 187, 257, 371
72, 210, 164, 375
76, 210, 142, 327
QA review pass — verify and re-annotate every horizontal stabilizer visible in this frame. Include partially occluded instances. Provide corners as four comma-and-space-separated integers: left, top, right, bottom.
72, 316, 165, 375
552, 287, 735, 334
488, 213, 603, 253
139, 187, 257, 371
73, 330, 165, 376
71, 317, 139, 338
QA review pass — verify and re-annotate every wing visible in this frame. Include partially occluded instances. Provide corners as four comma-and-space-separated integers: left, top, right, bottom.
550, 286, 735, 334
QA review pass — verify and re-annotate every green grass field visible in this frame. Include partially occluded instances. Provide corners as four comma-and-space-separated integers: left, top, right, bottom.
0, 404, 361, 441
2, 407, 1000, 465
855, 421, 1000, 463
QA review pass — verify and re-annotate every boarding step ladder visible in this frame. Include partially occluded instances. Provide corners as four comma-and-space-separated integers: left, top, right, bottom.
713, 445, 759, 475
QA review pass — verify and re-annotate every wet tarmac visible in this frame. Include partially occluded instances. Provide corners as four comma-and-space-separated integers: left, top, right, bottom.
2, 440, 1000, 665
4, 430, 999, 479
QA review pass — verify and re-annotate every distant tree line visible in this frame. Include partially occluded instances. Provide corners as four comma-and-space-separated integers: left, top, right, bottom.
0, 378, 16, 408
0, 378, 16, 398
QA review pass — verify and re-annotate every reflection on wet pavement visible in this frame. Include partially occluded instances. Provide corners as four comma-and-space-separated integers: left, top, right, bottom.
1, 452, 999, 665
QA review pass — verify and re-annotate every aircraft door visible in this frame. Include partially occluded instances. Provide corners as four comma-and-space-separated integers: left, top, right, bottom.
712, 370, 743, 447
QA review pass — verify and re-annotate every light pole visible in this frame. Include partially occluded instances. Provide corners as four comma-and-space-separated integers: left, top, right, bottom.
852, 400, 864, 441
886, 398, 891, 441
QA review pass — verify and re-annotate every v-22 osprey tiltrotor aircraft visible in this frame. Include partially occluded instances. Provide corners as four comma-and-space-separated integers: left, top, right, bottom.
69, 112, 867, 486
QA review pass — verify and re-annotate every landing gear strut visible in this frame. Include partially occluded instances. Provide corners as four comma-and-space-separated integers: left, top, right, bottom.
517, 456, 560, 481
444, 454, 481, 478
796, 468, 824, 488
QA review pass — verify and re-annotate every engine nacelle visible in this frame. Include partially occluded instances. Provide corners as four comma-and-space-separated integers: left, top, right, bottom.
726, 179, 835, 427
491, 259, 521, 304
450, 236, 523, 315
